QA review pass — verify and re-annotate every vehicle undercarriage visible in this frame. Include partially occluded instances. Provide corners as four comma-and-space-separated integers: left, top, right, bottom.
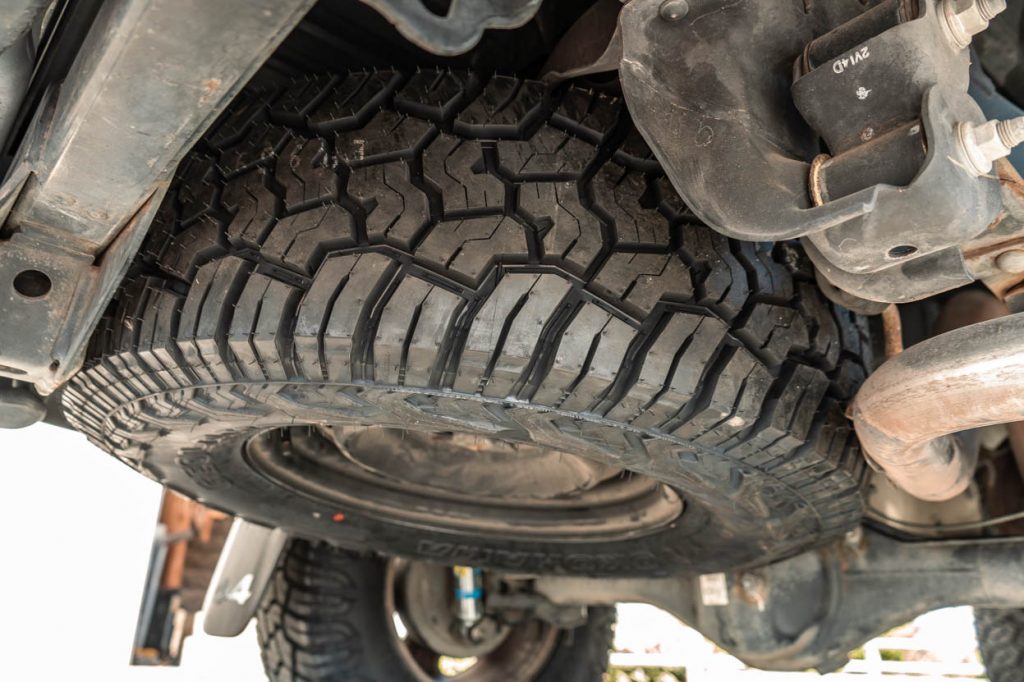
5, 0, 1024, 678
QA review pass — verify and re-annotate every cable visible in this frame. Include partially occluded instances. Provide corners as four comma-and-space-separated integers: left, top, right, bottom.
866, 506, 1024, 533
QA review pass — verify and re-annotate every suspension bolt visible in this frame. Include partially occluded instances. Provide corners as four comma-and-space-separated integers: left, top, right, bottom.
956, 116, 1024, 175
940, 0, 1007, 50
659, 0, 689, 22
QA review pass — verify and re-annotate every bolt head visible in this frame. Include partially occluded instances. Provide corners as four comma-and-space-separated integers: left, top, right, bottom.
996, 250, 1024, 274
659, 0, 689, 22
943, 0, 1007, 49
959, 120, 1008, 174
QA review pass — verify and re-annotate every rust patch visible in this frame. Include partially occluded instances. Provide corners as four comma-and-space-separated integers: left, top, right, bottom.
998, 160, 1024, 201
198, 78, 223, 106
881, 304, 903, 358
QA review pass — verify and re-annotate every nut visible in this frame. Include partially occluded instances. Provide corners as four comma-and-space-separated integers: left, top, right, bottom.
958, 120, 1011, 174
941, 0, 1007, 50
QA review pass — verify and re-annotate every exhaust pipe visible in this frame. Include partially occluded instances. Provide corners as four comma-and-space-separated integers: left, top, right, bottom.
851, 310, 1024, 501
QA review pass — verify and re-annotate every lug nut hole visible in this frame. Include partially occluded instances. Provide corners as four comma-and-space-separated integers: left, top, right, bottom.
887, 245, 918, 259
13, 270, 52, 298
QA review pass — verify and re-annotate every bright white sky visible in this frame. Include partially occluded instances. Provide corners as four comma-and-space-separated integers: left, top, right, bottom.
0, 423, 980, 681
0, 424, 266, 680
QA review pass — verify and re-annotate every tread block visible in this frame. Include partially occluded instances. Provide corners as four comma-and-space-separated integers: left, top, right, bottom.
176, 155, 220, 226
394, 69, 473, 122
680, 227, 749, 317
732, 365, 829, 466
532, 303, 614, 406
403, 285, 464, 388
276, 136, 338, 208
335, 111, 432, 165
217, 122, 291, 178
222, 169, 279, 248
685, 349, 773, 447
262, 204, 356, 274
269, 74, 338, 126
205, 85, 275, 151
417, 215, 527, 282
349, 161, 429, 246
595, 167, 669, 247
422, 134, 503, 213
795, 281, 841, 371
558, 317, 636, 413
294, 255, 361, 380
630, 316, 729, 429
592, 252, 693, 316
524, 181, 602, 274
453, 273, 540, 394
454, 77, 546, 136
482, 273, 573, 398
372, 276, 434, 385
496, 126, 595, 178
254, 279, 302, 381
736, 304, 810, 367
323, 253, 395, 382
605, 314, 704, 424
192, 257, 253, 383
551, 89, 620, 142
228, 273, 274, 380
308, 71, 403, 132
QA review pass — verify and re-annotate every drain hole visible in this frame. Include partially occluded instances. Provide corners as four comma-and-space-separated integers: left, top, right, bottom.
887, 245, 918, 259
13, 270, 52, 298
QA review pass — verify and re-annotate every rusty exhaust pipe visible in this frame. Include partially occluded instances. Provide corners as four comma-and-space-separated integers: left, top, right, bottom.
851, 310, 1024, 502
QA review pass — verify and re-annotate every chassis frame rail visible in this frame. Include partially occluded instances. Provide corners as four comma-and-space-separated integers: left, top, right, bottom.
535, 528, 1024, 672
0, 0, 315, 393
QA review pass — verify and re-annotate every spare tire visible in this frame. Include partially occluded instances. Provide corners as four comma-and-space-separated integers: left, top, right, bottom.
64, 69, 872, 576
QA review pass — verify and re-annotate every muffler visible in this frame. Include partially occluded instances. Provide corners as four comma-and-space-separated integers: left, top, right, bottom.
851, 310, 1024, 501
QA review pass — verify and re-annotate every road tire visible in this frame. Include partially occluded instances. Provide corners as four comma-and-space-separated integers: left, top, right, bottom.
976, 608, 1024, 682
256, 539, 614, 681
64, 69, 872, 575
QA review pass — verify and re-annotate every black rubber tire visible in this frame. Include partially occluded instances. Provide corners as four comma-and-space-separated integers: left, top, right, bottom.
256, 539, 614, 682
64, 69, 872, 575
976, 608, 1024, 682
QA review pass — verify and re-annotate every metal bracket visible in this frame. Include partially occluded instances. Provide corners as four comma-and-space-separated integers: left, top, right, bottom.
0, 1, 49, 153
619, 0, 1002, 304
535, 528, 1024, 673
358, 0, 543, 56
540, 0, 623, 84
0, 0, 315, 393
202, 519, 288, 638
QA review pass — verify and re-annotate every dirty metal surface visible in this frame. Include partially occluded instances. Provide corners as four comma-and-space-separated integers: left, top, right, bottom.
0, 0, 315, 391
536, 528, 1024, 672
619, 0, 1001, 304
358, 0, 543, 56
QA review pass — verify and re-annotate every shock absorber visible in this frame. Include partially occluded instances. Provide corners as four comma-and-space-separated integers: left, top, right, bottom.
452, 565, 484, 629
